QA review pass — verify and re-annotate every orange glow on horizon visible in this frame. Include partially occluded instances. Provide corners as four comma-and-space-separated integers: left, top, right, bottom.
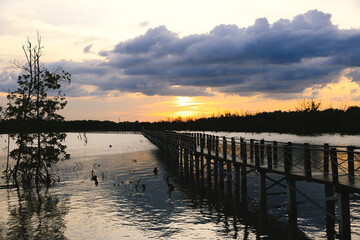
2, 75, 360, 122
144, 76, 360, 121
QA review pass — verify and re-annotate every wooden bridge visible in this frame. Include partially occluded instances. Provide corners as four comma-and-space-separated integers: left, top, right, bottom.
143, 130, 360, 240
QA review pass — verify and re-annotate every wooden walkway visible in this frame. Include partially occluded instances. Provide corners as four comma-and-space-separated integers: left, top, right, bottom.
143, 130, 360, 240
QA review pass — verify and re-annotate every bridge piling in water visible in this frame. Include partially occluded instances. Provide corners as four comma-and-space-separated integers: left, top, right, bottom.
143, 131, 360, 240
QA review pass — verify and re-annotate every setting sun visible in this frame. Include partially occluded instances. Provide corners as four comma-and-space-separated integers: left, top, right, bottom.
175, 97, 199, 107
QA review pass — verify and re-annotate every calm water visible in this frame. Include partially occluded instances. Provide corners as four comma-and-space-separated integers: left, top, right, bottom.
0, 132, 359, 239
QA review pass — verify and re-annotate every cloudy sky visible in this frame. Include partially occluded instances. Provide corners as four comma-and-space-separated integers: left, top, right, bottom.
1, 0, 360, 121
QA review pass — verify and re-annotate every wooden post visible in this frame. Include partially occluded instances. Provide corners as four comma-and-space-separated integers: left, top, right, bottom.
255, 143, 260, 168
304, 143, 312, 178
184, 148, 189, 174
347, 146, 354, 182
259, 171, 267, 208
176, 139, 180, 161
231, 137, 236, 163
227, 138, 233, 194
234, 164, 240, 197
324, 143, 330, 175
240, 139, 247, 199
223, 137, 227, 160
330, 148, 338, 184
208, 134, 211, 153
219, 137, 225, 187
195, 153, 200, 179
194, 135, 200, 179
219, 159, 224, 188
260, 139, 265, 165
273, 141, 278, 168
188, 137, 193, 173
288, 142, 293, 166
284, 142, 292, 176
259, 170, 267, 231
212, 135, 216, 151
266, 145, 272, 170
233, 138, 240, 195
325, 184, 335, 239
338, 187, 351, 240
240, 138, 245, 162
250, 139, 254, 163
205, 134, 209, 154
207, 137, 212, 183
179, 147, 183, 173
287, 177, 298, 239
189, 151, 194, 177
214, 136, 219, 184
200, 135, 205, 178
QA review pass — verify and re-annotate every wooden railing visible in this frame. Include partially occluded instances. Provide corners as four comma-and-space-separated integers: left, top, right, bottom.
142, 130, 360, 240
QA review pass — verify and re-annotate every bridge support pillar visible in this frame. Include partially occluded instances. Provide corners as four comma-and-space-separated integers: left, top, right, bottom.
287, 177, 297, 240
259, 171, 267, 231
189, 152, 194, 177
184, 149, 189, 174
214, 136, 219, 186
207, 142, 212, 184
234, 164, 240, 198
206, 157, 212, 184
195, 153, 200, 179
219, 160, 224, 189
179, 147, 183, 173
325, 183, 335, 239
259, 171, 267, 207
338, 188, 351, 240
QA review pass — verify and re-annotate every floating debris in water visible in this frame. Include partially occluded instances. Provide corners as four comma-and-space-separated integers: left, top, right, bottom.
91, 175, 99, 185
135, 178, 145, 192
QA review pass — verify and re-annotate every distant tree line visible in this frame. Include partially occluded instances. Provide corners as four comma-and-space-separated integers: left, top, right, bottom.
0, 119, 142, 133
1, 105, 360, 135
146, 106, 360, 134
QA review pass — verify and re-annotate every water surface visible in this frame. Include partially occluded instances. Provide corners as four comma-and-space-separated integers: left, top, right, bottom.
0, 132, 359, 239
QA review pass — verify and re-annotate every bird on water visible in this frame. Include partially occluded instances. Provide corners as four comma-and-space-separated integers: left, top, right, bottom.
153, 167, 158, 175
164, 174, 175, 192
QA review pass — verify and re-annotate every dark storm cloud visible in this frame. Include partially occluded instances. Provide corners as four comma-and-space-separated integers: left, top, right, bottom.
6, 10, 360, 98
87, 10, 360, 97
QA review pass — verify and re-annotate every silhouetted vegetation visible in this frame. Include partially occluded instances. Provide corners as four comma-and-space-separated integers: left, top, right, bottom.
145, 106, 360, 134
1, 105, 360, 134
4, 35, 70, 186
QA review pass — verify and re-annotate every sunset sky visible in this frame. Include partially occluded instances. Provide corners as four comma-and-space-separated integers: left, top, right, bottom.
1, 0, 360, 122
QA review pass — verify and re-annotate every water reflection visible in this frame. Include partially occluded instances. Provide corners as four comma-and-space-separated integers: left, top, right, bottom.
159, 151, 310, 240
3, 187, 68, 240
